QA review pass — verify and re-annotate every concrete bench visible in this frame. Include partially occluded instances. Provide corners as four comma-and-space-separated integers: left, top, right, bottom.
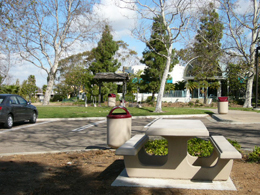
115, 133, 242, 181
115, 134, 149, 156
210, 135, 242, 159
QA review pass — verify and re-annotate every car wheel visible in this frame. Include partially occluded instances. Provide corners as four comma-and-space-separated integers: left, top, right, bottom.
4, 114, 13, 129
29, 112, 37, 123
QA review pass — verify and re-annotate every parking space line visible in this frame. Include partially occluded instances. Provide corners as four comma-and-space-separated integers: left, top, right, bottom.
72, 120, 106, 132
144, 118, 161, 128
0, 121, 55, 134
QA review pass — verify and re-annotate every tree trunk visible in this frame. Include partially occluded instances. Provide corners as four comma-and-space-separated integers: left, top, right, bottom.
155, 55, 171, 113
203, 89, 207, 104
43, 73, 55, 105
152, 92, 155, 102
243, 74, 254, 108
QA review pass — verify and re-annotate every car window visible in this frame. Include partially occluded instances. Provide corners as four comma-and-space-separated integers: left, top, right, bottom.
10, 96, 19, 104
17, 96, 27, 105
0, 97, 4, 104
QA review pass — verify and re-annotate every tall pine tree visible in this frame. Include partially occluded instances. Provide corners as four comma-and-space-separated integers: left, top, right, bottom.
89, 25, 121, 74
140, 16, 178, 101
191, 3, 224, 103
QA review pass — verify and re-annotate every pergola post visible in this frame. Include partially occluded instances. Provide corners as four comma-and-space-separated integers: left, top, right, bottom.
122, 80, 126, 107
98, 81, 101, 107
93, 73, 129, 107
217, 81, 221, 97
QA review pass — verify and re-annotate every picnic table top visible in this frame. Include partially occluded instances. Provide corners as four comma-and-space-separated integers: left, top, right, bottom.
146, 119, 209, 137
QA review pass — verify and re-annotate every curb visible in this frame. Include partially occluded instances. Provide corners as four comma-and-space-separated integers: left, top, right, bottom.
37, 114, 210, 122
211, 114, 260, 125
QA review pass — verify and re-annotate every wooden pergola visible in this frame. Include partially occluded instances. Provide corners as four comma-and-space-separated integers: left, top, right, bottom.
93, 73, 130, 106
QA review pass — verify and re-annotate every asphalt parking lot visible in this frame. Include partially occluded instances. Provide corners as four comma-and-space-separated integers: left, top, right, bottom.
0, 116, 259, 155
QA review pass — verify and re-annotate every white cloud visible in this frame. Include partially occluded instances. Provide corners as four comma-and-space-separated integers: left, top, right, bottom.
93, 0, 138, 39
9, 60, 47, 88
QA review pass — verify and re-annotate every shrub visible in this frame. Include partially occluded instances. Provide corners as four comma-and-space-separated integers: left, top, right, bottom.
247, 146, 260, 163
125, 93, 135, 102
188, 138, 213, 157
146, 96, 156, 103
145, 138, 214, 157
228, 139, 242, 153
51, 94, 64, 102
145, 139, 168, 156
188, 102, 194, 107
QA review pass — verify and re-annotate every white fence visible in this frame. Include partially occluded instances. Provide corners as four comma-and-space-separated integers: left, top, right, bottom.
118, 90, 190, 103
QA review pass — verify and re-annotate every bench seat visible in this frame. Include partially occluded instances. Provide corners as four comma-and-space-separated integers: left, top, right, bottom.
115, 134, 149, 156
210, 135, 242, 159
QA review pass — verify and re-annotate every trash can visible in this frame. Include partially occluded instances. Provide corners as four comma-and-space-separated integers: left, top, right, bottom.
120, 99, 126, 106
107, 106, 132, 148
108, 93, 116, 107
218, 97, 228, 114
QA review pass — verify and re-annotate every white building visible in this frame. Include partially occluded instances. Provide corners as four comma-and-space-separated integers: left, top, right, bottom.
121, 63, 225, 103
121, 64, 189, 103
124, 64, 185, 84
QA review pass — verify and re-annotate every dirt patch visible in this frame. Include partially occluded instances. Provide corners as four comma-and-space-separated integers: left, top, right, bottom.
0, 150, 259, 195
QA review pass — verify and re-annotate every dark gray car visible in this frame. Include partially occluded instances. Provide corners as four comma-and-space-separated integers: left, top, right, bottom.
0, 94, 38, 128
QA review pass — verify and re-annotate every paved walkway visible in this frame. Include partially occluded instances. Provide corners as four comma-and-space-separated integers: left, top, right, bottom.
0, 109, 259, 155
205, 109, 260, 124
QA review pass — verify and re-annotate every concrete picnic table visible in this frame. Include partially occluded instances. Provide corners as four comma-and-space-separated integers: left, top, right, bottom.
116, 119, 242, 181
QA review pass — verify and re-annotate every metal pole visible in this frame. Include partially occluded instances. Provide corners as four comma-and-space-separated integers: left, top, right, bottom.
255, 47, 260, 109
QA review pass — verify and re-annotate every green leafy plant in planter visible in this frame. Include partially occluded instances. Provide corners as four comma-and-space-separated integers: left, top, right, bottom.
145, 138, 214, 157
145, 139, 168, 156
188, 138, 214, 157
228, 139, 242, 153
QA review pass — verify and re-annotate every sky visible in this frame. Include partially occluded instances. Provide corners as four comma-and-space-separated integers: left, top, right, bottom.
8, 0, 148, 88
7, 0, 251, 88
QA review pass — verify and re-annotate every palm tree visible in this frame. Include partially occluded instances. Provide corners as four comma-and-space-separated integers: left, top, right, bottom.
185, 81, 198, 98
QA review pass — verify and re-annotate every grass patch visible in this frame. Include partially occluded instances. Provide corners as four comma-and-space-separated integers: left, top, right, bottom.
229, 107, 260, 113
36, 106, 213, 118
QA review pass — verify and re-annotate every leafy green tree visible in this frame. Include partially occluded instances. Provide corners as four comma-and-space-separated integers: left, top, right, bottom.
58, 51, 91, 76
189, 3, 224, 104
0, 85, 20, 94
53, 83, 71, 99
140, 16, 178, 101
63, 65, 92, 97
226, 62, 247, 98
185, 81, 198, 98
21, 75, 38, 101
174, 80, 186, 90
89, 25, 121, 75
42, 85, 47, 95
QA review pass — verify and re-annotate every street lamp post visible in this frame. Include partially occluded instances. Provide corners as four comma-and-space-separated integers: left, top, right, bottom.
255, 46, 260, 110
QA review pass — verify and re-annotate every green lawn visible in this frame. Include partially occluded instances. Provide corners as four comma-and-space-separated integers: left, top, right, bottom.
229, 107, 260, 112
36, 106, 214, 118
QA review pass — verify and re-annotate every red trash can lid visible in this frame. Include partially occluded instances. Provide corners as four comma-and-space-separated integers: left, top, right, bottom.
108, 93, 116, 97
218, 97, 228, 102
107, 106, 132, 119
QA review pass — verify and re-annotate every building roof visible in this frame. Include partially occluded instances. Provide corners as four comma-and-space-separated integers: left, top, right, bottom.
94, 73, 129, 82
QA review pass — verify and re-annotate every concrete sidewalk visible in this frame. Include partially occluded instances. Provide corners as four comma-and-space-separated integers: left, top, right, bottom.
37, 109, 260, 124
205, 109, 260, 124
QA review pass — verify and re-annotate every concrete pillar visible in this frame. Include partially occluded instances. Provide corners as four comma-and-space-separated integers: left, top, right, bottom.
217, 81, 221, 97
